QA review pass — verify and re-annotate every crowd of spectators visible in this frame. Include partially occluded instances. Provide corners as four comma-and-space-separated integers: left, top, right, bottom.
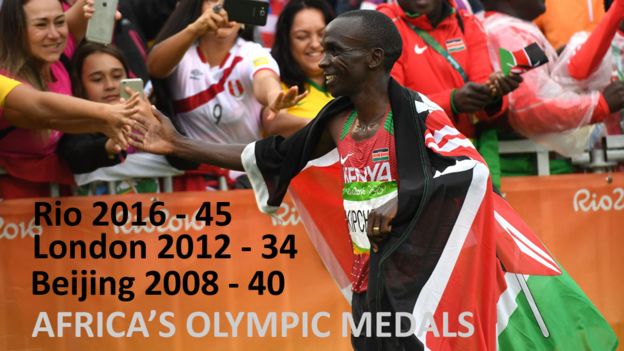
0, 0, 623, 199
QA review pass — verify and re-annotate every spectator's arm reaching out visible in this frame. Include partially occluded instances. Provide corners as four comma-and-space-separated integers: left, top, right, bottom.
64, 0, 88, 42
262, 109, 310, 137
147, 8, 229, 78
65, 0, 121, 43
131, 105, 246, 171
3, 85, 141, 148
252, 71, 307, 120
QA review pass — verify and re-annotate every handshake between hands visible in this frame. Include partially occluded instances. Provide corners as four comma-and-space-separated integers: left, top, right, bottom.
107, 85, 307, 157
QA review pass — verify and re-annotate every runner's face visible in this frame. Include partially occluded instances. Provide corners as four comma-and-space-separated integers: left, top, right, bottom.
81, 52, 127, 104
24, 0, 68, 64
397, 0, 438, 15
319, 18, 370, 97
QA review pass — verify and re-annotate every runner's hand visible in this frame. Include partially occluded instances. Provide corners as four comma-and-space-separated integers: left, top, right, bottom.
367, 196, 398, 253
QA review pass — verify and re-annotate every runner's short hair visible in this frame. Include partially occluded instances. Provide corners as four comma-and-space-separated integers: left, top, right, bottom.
338, 10, 403, 71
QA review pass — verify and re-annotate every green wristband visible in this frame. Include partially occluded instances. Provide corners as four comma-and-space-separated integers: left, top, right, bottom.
450, 89, 459, 115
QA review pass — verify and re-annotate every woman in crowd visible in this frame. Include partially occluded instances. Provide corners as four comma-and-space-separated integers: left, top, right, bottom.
264, 0, 335, 137
0, 0, 87, 198
147, 0, 301, 190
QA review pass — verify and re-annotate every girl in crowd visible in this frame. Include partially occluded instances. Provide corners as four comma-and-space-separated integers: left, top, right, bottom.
0, 0, 87, 198
58, 42, 182, 194
264, 0, 335, 137
147, 0, 301, 190
58, 43, 130, 175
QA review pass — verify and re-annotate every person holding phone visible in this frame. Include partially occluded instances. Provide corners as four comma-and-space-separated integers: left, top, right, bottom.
58, 42, 131, 174
56, 42, 180, 195
0, 0, 95, 198
147, 0, 303, 190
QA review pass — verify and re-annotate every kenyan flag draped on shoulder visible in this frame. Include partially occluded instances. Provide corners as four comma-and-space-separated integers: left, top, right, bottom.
289, 148, 618, 351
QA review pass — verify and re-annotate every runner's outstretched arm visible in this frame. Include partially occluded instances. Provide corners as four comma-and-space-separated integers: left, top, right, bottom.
130, 106, 245, 171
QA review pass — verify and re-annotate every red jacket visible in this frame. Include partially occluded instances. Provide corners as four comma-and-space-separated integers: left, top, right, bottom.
378, 1, 506, 137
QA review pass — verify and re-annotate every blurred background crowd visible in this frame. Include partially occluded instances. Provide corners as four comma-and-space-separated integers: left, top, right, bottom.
0, 0, 623, 199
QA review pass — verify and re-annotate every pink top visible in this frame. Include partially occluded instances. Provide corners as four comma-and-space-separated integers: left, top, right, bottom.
0, 33, 76, 186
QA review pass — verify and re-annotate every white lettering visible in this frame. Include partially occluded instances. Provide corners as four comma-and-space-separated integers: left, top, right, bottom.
573, 188, 624, 212
0, 217, 42, 240
225, 312, 245, 337
159, 312, 176, 337
270, 203, 301, 227
187, 312, 210, 337
112, 209, 205, 235
312, 312, 330, 337
75, 312, 94, 337
458, 312, 474, 338
343, 162, 393, 183
248, 312, 277, 337
376, 312, 392, 337
342, 312, 371, 337
32, 312, 54, 337
127, 312, 149, 337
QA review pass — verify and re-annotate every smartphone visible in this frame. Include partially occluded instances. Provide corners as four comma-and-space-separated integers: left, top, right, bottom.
85, 0, 119, 45
223, 0, 269, 26
120, 78, 144, 100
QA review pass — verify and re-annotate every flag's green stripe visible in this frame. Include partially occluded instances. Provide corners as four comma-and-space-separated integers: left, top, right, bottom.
498, 270, 618, 351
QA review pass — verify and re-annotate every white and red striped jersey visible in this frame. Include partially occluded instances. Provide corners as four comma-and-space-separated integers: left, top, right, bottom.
168, 38, 279, 144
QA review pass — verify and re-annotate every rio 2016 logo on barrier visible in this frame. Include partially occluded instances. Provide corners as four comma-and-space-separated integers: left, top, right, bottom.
573, 188, 624, 212
271, 203, 301, 227
0, 217, 41, 240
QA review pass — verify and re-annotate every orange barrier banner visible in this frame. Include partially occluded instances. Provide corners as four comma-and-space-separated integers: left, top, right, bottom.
501, 173, 624, 344
0, 191, 351, 350
1, 173, 621, 350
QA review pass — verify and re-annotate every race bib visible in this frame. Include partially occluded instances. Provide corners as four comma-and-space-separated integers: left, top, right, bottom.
342, 181, 397, 253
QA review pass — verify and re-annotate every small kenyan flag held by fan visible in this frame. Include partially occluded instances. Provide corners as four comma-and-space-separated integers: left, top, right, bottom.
499, 43, 548, 76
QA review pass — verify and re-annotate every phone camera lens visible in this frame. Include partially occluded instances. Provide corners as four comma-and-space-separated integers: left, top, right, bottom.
102, 2, 107, 7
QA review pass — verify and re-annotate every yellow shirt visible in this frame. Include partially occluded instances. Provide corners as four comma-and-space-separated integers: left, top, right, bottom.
283, 80, 333, 118
0, 74, 21, 108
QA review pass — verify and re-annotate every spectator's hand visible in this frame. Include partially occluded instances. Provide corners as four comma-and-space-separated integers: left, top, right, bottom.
453, 82, 492, 113
104, 138, 123, 155
83, 0, 122, 21
366, 196, 398, 253
130, 106, 181, 155
602, 80, 624, 113
99, 93, 143, 150
187, 5, 230, 37
486, 71, 523, 98
265, 86, 308, 121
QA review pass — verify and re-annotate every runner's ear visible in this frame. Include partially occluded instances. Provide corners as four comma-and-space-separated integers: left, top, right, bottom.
368, 48, 385, 70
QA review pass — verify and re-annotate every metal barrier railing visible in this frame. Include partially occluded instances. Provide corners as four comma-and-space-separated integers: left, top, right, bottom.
2, 136, 623, 198
498, 139, 551, 176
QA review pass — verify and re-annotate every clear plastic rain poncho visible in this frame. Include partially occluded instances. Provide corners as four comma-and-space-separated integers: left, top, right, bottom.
483, 13, 612, 156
